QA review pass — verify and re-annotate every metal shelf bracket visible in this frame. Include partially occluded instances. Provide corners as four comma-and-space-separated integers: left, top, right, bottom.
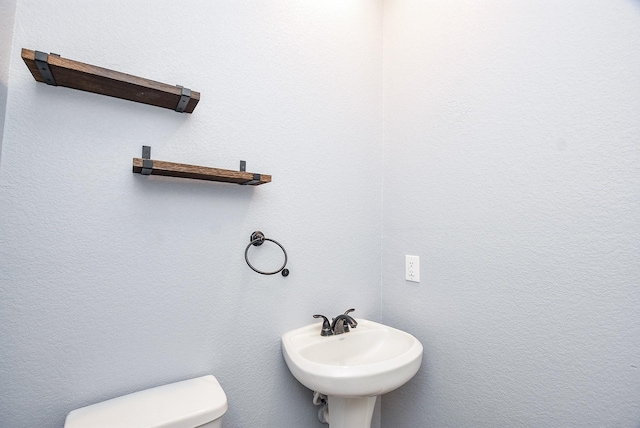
141, 145, 153, 175
34, 51, 58, 86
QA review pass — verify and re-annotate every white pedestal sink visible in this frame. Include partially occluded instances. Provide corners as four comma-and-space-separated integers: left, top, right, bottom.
281, 319, 423, 428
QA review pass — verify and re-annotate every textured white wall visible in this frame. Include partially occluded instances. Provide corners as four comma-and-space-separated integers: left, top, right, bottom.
0, 1, 382, 426
0, 0, 17, 163
4, 1, 640, 427
382, 0, 640, 426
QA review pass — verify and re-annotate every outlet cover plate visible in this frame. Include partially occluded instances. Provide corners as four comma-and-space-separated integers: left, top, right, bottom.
406, 255, 420, 282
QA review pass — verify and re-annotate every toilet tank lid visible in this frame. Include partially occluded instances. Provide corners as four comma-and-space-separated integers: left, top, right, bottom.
64, 375, 228, 428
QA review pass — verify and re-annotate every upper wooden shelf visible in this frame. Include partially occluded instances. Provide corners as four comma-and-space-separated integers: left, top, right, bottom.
21, 48, 200, 113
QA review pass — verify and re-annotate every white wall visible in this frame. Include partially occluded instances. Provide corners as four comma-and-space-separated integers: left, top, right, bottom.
0, 1, 382, 426
4, 1, 640, 427
382, 0, 640, 426
0, 0, 17, 163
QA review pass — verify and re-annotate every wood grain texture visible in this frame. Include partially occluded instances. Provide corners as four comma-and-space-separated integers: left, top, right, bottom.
132, 158, 271, 185
21, 48, 200, 113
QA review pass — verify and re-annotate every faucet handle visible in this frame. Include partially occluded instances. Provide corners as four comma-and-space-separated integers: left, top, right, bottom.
343, 308, 357, 328
313, 314, 334, 336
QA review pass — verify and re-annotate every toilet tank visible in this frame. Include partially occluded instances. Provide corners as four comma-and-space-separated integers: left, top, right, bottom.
64, 375, 227, 428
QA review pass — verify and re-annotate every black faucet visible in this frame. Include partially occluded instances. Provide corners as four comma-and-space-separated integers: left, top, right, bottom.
314, 309, 358, 336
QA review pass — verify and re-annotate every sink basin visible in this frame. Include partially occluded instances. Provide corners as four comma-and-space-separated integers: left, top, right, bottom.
281, 318, 423, 397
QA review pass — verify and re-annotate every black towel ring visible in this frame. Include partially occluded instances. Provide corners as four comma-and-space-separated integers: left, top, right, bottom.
244, 231, 289, 276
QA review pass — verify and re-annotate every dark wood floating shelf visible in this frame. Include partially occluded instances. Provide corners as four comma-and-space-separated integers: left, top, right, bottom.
21, 48, 200, 113
132, 157, 271, 186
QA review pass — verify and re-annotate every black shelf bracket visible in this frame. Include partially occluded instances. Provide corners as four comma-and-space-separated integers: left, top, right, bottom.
175, 86, 192, 113
239, 161, 260, 184
34, 51, 59, 86
141, 145, 153, 175
241, 174, 262, 185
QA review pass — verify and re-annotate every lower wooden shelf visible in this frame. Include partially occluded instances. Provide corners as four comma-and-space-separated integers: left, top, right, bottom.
132, 158, 271, 186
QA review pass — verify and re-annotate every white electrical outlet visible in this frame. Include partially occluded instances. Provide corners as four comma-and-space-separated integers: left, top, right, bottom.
405, 255, 420, 282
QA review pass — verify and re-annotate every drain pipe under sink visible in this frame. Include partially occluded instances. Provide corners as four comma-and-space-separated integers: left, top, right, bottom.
313, 391, 329, 424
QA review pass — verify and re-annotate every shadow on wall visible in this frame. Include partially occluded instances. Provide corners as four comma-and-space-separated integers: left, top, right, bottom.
381, 352, 429, 427
0, 80, 7, 165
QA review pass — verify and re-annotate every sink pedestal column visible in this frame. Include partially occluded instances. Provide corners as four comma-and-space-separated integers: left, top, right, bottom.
327, 395, 377, 428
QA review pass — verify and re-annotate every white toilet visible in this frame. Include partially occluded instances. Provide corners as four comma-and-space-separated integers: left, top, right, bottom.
64, 375, 227, 428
